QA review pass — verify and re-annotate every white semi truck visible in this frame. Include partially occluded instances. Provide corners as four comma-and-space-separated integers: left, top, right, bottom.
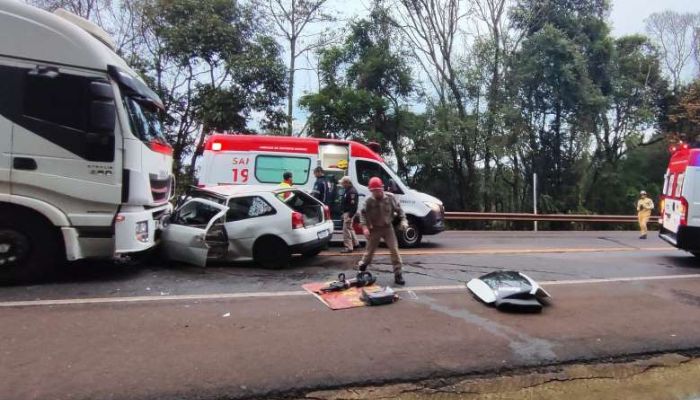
0, 1, 174, 282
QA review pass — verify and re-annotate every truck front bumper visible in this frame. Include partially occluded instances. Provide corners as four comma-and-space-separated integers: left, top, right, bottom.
114, 203, 172, 254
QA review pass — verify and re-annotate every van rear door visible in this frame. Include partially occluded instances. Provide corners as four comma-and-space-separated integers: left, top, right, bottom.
662, 172, 684, 235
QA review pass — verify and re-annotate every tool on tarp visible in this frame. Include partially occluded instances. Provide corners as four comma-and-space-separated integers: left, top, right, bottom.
320, 271, 377, 293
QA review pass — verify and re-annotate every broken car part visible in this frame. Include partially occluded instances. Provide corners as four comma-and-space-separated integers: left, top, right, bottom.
361, 287, 398, 306
467, 271, 551, 312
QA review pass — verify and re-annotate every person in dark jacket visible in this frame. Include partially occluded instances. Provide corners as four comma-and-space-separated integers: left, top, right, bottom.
339, 176, 360, 253
311, 166, 329, 204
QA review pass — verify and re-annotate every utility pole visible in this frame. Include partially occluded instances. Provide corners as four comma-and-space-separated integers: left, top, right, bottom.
533, 173, 538, 232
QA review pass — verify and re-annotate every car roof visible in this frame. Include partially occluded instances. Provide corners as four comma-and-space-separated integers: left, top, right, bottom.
195, 184, 290, 198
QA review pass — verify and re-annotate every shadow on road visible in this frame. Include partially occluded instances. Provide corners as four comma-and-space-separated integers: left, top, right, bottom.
659, 254, 700, 270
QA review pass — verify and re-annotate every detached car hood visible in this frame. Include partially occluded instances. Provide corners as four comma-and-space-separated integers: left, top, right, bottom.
467, 271, 551, 313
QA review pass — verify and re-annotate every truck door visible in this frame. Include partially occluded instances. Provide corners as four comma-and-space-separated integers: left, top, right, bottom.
161, 198, 229, 267
10, 65, 121, 228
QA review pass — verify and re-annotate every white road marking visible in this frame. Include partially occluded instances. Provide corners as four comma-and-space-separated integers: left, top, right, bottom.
1, 274, 699, 308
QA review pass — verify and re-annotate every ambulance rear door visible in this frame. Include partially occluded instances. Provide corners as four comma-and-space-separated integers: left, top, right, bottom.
662, 170, 684, 235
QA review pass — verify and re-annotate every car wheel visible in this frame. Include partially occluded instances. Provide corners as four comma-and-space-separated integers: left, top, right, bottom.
396, 220, 422, 248
0, 212, 61, 285
254, 236, 290, 269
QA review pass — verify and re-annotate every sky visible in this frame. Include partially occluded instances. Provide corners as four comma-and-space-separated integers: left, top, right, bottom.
285, 0, 700, 133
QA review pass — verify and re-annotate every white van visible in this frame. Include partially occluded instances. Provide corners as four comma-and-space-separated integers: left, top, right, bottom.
198, 134, 445, 247
659, 144, 700, 255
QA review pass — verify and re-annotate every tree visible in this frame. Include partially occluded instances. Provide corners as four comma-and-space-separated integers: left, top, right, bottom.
667, 79, 700, 142
300, 2, 414, 176
30, 0, 109, 21
596, 36, 666, 164
394, 0, 479, 210
256, 0, 335, 135
645, 11, 700, 92
144, 0, 287, 178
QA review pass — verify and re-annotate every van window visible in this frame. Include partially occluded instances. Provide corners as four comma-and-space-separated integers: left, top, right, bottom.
675, 173, 684, 197
24, 73, 90, 132
355, 160, 404, 194
255, 155, 310, 185
670, 174, 677, 197
226, 196, 276, 221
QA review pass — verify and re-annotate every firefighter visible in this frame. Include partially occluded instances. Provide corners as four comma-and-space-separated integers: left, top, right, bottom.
357, 177, 409, 285
311, 166, 329, 204
339, 176, 360, 253
636, 190, 654, 239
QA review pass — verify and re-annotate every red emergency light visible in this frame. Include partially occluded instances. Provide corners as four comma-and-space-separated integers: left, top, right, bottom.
148, 139, 173, 156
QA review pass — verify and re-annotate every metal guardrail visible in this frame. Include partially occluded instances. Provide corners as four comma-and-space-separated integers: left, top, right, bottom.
444, 212, 658, 224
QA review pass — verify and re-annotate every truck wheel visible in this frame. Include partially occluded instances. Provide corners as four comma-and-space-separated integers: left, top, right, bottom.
396, 220, 422, 248
0, 213, 61, 284
254, 236, 290, 269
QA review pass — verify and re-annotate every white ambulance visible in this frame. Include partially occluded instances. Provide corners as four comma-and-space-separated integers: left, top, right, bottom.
659, 143, 700, 255
197, 134, 445, 247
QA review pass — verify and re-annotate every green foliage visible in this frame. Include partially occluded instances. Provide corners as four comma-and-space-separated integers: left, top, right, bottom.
299, 2, 415, 176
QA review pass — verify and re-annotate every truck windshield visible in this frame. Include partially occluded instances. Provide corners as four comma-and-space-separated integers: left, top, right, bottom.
124, 96, 167, 144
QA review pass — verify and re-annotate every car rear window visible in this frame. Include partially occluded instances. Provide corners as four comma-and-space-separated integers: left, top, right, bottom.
280, 190, 323, 226
226, 196, 276, 221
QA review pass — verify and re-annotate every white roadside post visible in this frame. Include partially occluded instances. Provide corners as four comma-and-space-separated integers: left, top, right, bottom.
533, 173, 538, 232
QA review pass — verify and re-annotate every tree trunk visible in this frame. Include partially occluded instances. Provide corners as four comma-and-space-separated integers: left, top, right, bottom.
287, 37, 296, 136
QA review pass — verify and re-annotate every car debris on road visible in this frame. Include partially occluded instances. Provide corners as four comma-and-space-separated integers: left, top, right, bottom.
467, 271, 551, 313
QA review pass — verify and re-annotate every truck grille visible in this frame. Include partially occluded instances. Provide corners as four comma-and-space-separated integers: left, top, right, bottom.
150, 174, 172, 203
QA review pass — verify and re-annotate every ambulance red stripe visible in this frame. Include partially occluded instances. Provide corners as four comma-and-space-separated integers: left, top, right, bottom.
204, 133, 383, 161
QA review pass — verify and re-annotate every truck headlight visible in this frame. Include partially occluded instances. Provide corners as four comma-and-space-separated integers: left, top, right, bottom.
136, 221, 149, 243
424, 201, 443, 214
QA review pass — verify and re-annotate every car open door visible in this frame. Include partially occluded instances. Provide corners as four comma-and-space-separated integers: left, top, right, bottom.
161, 198, 229, 267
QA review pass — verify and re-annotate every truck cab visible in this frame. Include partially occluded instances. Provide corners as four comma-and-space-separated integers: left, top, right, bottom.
0, 2, 173, 282
198, 134, 445, 247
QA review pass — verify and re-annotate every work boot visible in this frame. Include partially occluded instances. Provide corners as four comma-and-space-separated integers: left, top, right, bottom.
357, 262, 368, 272
394, 273, 405, 286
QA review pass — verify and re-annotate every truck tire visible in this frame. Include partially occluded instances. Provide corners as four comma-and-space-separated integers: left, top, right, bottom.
396, 219, 422, 248
0, 212, 61, 284
253, 236, 290, 269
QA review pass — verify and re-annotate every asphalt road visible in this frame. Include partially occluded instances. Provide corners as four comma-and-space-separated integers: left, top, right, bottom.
1, 231, 699, 400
